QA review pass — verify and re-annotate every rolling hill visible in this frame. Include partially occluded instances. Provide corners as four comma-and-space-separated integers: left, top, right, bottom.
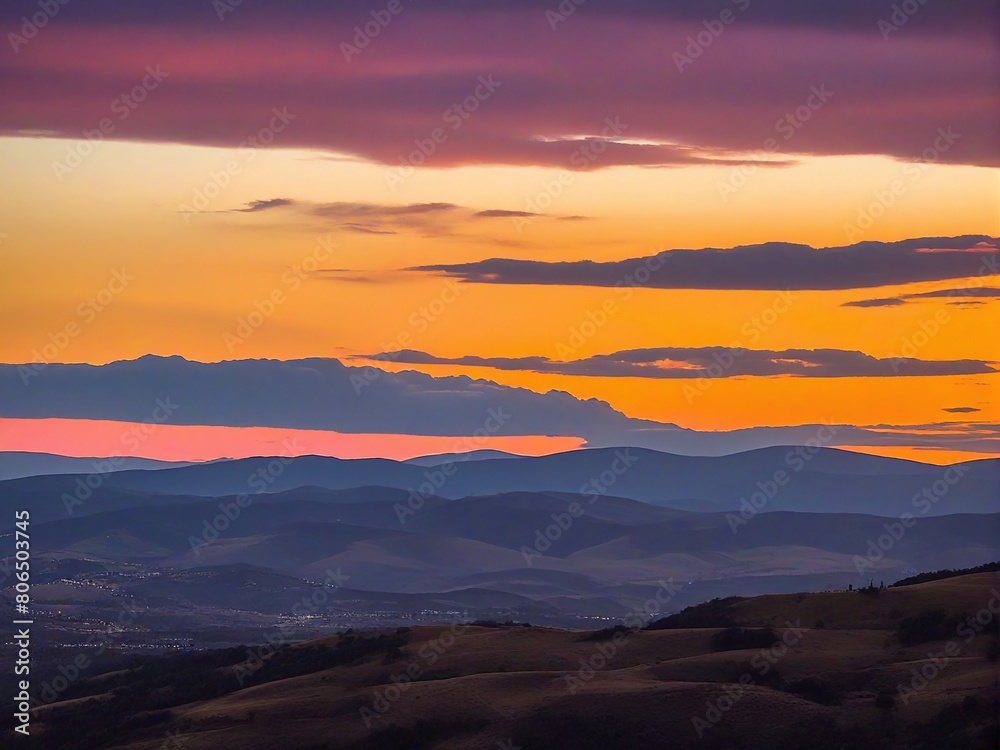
11, 488, 1000, 617
5, 572, 996, 749
2, 446, 997, 522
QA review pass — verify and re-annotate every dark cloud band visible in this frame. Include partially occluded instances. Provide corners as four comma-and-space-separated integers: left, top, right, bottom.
2, 356, 998, 455
414, 237, 999, 291
2, 5, 996, 169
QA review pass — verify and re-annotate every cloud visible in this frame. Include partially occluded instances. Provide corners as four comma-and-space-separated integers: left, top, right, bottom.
0, 355, 647, 439
2, 356, 998, 455
914, 243, 1000, 254
1, 4, 996, 168
474, 210, 540, 218
1, 1, 994, 34
300, 202, 459, 235
229, 198, 295, 213
843, 283, 1000, 307
339, 224, 397, 235
911, 287, 1000, 297
842, 298, 907, 308
222, 199, 578, 239
414, 236, 1000, 291
311, 202, 459, 219
179, 197, 296, 217
361, 347, 1000, 379
191, 199, 459, 232
943, 407, 981, 414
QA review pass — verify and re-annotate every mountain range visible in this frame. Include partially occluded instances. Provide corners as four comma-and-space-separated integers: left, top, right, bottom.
3, 447, 995, 526
4, 445, 997, 627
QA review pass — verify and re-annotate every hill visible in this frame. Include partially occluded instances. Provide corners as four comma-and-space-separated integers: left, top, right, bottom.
891, 562, 1000, 587
2, 446, 997, 521
4, 572, 997, 749
0, 451, 195, 481
12, 490, 999, 619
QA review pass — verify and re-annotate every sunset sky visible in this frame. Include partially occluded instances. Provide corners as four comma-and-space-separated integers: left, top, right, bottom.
1, 1, 997, 463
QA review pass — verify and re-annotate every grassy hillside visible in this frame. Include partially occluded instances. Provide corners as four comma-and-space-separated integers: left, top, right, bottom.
649, 571, 1000, 631
4, 571, 997, 749
892, 562, 1000, 587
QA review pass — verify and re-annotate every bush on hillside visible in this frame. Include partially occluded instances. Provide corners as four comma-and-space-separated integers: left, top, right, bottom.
891, 562, 1000, 588
645, 597, 743, 630
581, 624, 631, 641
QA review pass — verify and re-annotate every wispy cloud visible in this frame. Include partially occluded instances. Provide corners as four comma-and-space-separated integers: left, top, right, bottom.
359, 347, 1000, 379
229, 198, 296, 213
473, 209, 539, 218
844, 282, 1000, 308
218, 199, 583, 240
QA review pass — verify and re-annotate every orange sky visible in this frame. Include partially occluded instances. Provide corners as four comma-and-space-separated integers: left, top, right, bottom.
0, 136, 997, 462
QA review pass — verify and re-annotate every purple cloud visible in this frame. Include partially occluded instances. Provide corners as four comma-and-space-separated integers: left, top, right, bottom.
362, 347, 1000, 379
414, 236, 1000, 291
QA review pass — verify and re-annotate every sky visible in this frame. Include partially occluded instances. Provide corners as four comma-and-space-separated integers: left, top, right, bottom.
0, 0, 998, 463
